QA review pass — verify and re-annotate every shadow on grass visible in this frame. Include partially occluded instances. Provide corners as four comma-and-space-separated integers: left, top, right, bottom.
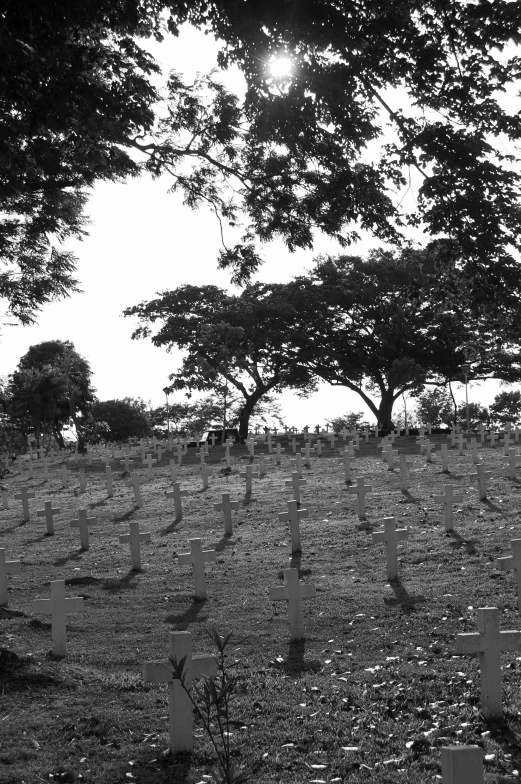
101, 570, 138, 593
159, 518, 182, 536
481, 499, 504, 514
89, 496, 109, 509
242, 494, 257, 507
65, 575, 100, 587
23, 531, 53, 545
53, 548, 84, 567
384, 577, 426, 613
484, 716, 521, 772
280, 639, 321, 676
447, 531, 478, 555
356, 520, 374, 532
113, 507, 139, 523
211, 534, 234, 553
400, 490, 421, 504
0, 523, 26, 536
0, 606, 25, 619
165, 598, 208, 629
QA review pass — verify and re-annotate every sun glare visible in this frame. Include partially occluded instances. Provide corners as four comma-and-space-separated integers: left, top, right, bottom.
269, 56, 293, 78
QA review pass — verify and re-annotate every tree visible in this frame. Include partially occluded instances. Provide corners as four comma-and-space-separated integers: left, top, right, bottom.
326, 412, 371, 432
415, 388, 454, 428
489, 391, 521, 427
287, 246, 521, 429
88, 399, 151, 442
5, 1, 521, 321
124, 283, 316, 440
7, 340, 94, 450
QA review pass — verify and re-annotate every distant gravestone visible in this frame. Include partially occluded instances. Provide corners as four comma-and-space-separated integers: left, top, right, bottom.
143, 631, 217, 753
314, 439, 323, 457
33, 580, 84, 658
348, 477, 373, 520
279, 500, 308, 554
274, 443, 285, 466
214, 493, 239, 536
119, 521, 151, 571
119, 455, 134, 473
169, 459, 178, 483
496, 539, 521, 613
424, 440, 435, 463
258, 453, 271, 477
166, 483, 188, 522
290, 452, 303, 479
456, 433, 467, 456
1, 489, 8, 510
372, 517, 408, 580
144, 453, 157, 480
178, 538, 217, 601
399, 454, 413, 492
457, 606, 521, 719
503, 448, 521, 480
269, 568, 316, 641
470, 463, 493, 501
440, 443, 450, 473
469, 437, 480, 464
14, 486, 35, 523
337, 449, 353, 484
285, 472, 306, 505
128, 471, 144, 508
70, 509, 97, 550
434, 485, 464, 532
105, 465, 114, 498
78, 466, 87, 493
0, 548, 21, 606
240, 465, 259, 495
201, 463, 212, 490
37, 500, 60, 535
441, 746, 483, 784
387, 447, 399, 472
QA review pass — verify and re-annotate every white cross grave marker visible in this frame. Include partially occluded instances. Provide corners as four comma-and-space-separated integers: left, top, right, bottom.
240, 464, 259, 495
78, 466, 87, 493
143, 631, 217, 753
279, 500, 308, 554
503, 448, 521, 480
178, 538, 217, 601
37, 500, 61, 535
372, 517, 408, 580
70, 509, 97, 550
127, 471, 144, 508
0, 548, 21, 606
387, 446, 399, 471
441, 745, 483, 784
399, 454, 413, 492
290, 452, 303, 478
201, 463, 212, 490
424, 440, 435, 463
14, 485, 35, 522
269, 568, 316, 641
440, 443, 450, 473
105, 465, 113, 498
348, 477, 373, 520
313, 439, 323, 457
33, 580, 84, 658
1, 488, 8, 510
214, 493, 240, 536
457, 606, 521, 718
119, 521, 151, 571
144, 453, 157, 480
470, 463, 493, 501
434, 485, 464, 532
166, 482, 188, 522
119, 455, 134, 473
496, 539, 521, 613
285, 472, 306, 505
169, 459, 178, 483
274, 442, 285, 466
337, 449, 353, 484
456, 433, 467, 456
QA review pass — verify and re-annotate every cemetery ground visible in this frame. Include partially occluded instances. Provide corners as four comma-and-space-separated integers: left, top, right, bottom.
1, 436, 521, 783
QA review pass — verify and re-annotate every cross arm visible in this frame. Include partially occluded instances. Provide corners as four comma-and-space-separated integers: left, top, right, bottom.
33, 598, 52, 613
191, 654, 218, 680
143, 659, 173, 683
372, 531, 388, 544
300, 584, 316, 599
396, 529, 409, 541
457, 633, 483, 654
278, 512, 289, 522
65, 597, 84, 613
298, 509, 309, 520
5, 560, 21, 574
496, 555, 514, 571
499, 630, 521, 651
270, 587, 287, 601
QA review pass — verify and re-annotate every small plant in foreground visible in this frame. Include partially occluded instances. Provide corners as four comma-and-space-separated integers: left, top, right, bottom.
170, 627, 250, 784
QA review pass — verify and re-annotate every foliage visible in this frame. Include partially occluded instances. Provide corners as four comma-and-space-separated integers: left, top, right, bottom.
170, 628, 250, 784
415, 388, 454, 428
88, 398, 151, 442
489, 390, 521, 426
456, 401, 490, 430
287, 245, 521, 429
326, 412, 371, 432
124, 283, 316, 439
6, 340, 94, 450
5, 1, 521, 322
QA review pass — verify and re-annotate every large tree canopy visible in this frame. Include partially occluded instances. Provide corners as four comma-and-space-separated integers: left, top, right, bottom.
123, 282, 316, 439
4, 0, 521, 321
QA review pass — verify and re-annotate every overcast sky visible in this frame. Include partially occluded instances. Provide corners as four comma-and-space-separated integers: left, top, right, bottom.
0, 24, 506, 426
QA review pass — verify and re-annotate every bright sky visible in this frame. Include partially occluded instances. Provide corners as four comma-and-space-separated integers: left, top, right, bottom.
0, 25, 508, 427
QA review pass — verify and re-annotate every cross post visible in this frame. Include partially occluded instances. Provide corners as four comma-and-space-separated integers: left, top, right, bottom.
290, 452, 303, 479
274, 443, 285, 466
457, 606, 521, 718
0, 548, 21, 606
33, 580, 84, 658
279, 500, 308, 553
441, 746, 483, 784
269, 568, 316, 641
348, 477, 373, 520
440, 443, 450, 473
372, 517, 408, 580
214, 493, 240, 536
119, 521, 151, 571
119, 455, 134, 473
496, 539, 521, 613
144, 453, 157, 480
70, 508, 97, 550
337, 449, 353, 484
201, 463, 212, 490
434, 485, 464, 531
143, 631, 217, 753
285, 472, 306, 505
503, 448, 521, 480
166, 482, 188, 522
106, 465, 113, 497
240, 464, 259, 495
14, 486, 35, 522
178, 538, 217, 600
470, 463, 493, 501
37, 500, 61, 535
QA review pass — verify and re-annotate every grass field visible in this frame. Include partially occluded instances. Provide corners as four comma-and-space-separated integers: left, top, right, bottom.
1, 434, 521, 783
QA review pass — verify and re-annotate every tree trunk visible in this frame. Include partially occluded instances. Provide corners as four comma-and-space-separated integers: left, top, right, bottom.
53, 424, 65, 449
378, 391, 396, 430
237, 390, 265, 442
